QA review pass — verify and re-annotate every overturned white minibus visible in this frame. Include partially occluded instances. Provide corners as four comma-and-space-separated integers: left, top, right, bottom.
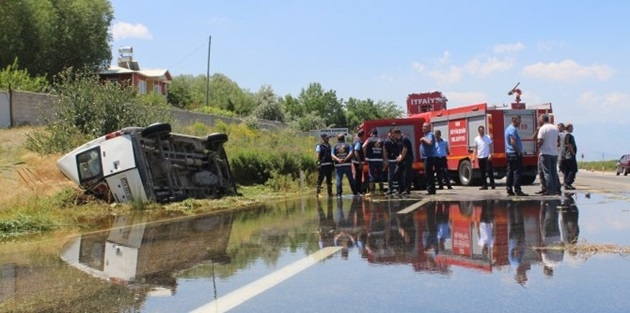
57, 123, 238, 203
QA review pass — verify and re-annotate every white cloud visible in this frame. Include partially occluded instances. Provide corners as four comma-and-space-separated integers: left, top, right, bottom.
111, 22, 152, 40
429, 66, 462, 84
579, 91, 630, 112
437, 51, 450, 65
378, 74, 394, 82
444, 91, 487, 107
522, 60, 614, 81
536, 40, 564, 52
411, 62, 425, 72
493, 42, 525, 54
465, 56, 515, 76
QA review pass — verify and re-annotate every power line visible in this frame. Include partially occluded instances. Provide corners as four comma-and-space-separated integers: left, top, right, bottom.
166, 41, 207, 72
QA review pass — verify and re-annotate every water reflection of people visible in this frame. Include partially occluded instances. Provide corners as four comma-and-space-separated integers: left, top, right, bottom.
436, 202, 450, 253
560, 193, 580, 245
317, 198, 336, 249
477, 201, 495, 263
332, 197, 366, 259
540, 199, 563, 277
423, 202, 438, 256
508, 201, 530, 285
365, 198, 401, 262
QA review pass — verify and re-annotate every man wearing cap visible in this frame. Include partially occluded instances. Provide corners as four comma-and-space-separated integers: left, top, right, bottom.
362, 128, 384, 195
315, 133, 334, 197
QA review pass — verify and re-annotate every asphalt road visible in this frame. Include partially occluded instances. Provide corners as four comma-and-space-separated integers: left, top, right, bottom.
415, 170, 628, 201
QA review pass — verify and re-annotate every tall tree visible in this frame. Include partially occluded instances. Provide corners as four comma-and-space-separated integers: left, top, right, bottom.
0, 0, 113, 78
209, 73, 256, 115
298, 82, 346, 127
345, 98, 404, 129
252, 85, 285, 122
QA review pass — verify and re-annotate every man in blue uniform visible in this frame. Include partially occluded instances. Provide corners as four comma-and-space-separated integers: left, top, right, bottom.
394, 128, 414, 195
332, 133, 357, 196
383, 128, 400, 195
352, 130, 366, 195
505, 115, 528, 196
435, 130, 452, 190
315, 133, 334, 197
362, 128, 384, 195
420, 123, 437, 195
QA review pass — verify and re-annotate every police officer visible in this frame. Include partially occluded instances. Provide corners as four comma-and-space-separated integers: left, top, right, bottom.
362, 128, 384, 195
315, 133, 334, 197
352, 130, 366, 195
332, 133, 357, 196
383, 128, 401, 195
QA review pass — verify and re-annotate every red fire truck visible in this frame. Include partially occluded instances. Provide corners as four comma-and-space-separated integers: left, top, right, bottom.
357, 89, 553, 187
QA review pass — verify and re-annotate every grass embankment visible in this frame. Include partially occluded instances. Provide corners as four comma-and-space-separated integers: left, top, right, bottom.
0, 124, 318, 240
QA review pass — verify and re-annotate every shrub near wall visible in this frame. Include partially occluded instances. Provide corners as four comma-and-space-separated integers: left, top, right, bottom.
179, 122, 318, 188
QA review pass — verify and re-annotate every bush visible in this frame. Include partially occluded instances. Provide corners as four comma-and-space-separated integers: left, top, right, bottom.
0, 59, 48, 92
26, 68, 173, 154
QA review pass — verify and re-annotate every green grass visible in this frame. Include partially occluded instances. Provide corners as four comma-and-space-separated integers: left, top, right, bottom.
578, 160, 618, 172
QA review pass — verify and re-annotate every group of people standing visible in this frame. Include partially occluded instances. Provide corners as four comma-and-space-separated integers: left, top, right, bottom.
315, 113, 577, 198
532, 115, 579, 196
315, 123, 451, 197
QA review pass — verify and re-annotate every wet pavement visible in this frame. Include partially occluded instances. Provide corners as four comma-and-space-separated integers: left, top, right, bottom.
1, 191, 630, 313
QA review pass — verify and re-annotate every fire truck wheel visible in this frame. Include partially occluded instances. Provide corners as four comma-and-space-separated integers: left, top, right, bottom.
142, 123, 172, 138
458, 160, 474, 186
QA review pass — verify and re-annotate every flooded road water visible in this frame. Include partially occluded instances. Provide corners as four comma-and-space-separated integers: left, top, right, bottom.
1, 191, 630, 313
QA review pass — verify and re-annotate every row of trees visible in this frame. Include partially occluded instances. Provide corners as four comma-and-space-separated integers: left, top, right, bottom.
169, 74, 404, 131
0, 0, 403, 132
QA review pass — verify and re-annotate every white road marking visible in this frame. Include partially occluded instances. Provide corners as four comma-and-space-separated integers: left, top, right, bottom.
190, 246, 342, 313
397, 198, 430, 214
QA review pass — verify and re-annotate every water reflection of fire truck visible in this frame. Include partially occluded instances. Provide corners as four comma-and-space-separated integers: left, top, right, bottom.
436, 200, 541, 273
360, 198, 577, 276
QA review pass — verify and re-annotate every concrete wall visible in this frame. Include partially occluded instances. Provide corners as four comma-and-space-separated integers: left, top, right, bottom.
9, 90, 57, 127
0, 92, 9, 128
1, 89, 285, 130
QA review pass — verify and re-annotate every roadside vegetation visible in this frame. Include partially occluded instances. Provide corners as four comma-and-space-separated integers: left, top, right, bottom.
0, 0, 622, 243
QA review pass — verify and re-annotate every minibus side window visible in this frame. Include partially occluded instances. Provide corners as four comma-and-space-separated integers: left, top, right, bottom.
76, 147, 103, 183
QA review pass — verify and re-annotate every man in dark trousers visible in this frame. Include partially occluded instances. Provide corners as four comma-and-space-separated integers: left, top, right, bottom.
315, 134, 334, 197
394, 128, 413, 195
352, 129, 366, 195
362, 128, 385, 195
332, 133, 357, 196
419, 123, 437, 195
383, 128, 400, 194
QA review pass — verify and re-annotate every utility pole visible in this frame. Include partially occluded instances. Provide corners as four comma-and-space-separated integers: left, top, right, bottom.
206, 35, 212, 106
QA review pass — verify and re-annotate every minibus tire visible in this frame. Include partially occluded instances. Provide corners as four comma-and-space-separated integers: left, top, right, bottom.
142, 123, 172, 138
207, 133, 228, 144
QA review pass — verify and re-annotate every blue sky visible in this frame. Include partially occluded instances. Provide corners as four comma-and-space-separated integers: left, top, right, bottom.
109, 0, 629, 161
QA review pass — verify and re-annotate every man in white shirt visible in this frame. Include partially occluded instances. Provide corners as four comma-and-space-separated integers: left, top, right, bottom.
472, 125, 495, 190
537, 115, 561, 195
557, 123, 566, 179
